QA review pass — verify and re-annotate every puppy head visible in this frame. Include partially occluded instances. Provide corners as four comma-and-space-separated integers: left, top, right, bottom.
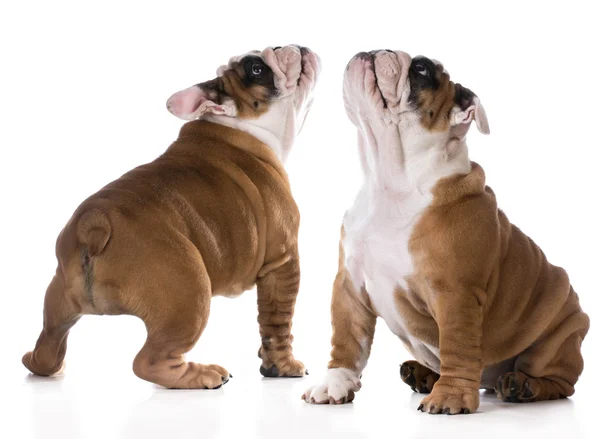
343, 50, 489, 140
167, 45, 320, 128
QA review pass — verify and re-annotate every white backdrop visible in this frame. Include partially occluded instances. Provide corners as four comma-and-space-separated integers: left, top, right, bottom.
1, 1, 598, 438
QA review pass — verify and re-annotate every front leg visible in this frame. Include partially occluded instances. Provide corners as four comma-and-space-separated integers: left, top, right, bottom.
302, 263, 377, 404
418, 288, 483, 414
256, 252, 306, 377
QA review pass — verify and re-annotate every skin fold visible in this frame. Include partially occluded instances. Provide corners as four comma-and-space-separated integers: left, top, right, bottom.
302, 50, 589, 414
22, 45, 321, 389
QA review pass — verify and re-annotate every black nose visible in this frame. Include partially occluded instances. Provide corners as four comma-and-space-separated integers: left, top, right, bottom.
348, 51, 375, 71
298, 46, 310, 56
369, 49, 393, 55
354, 51, 373, 61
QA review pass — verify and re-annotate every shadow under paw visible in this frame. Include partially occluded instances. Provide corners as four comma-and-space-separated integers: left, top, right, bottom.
260, 364, 307, 378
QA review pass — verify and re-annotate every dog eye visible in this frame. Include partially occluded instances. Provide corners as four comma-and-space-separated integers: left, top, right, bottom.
415, 63, 427, 76
251, 63, 263, 76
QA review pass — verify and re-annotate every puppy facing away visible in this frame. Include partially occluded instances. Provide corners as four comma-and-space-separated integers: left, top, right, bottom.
303, 49, 589, 413
22, 45, 321, 389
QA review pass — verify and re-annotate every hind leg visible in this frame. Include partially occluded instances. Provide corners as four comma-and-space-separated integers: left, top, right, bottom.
496, 313, 589, 402
22, 269, 81, 376
131, 263, 230, 389
133, 331, 230, 390
400, 360, 440, 394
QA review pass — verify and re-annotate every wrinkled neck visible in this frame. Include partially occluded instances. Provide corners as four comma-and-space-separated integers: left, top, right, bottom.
355, 118, 471, 196
202, 96, 297, 164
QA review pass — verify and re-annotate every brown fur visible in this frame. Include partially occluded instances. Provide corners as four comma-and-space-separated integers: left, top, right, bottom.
326, 162, 589, 413
416, 67, 456, 132
221, 63, 273, 118
200, 61, 274, 119
22, 120, 306, 388
400, 360, 440, 393
328, 231, 377, 373
407, 164, 589, 412
317, 50, 586, 413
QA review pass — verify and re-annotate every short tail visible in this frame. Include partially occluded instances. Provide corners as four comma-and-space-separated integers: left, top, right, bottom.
76, 209, 111, 256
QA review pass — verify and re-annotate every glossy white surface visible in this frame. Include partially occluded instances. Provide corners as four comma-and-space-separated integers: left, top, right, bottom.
1, 1, 598, 438
4, 312, 597, 439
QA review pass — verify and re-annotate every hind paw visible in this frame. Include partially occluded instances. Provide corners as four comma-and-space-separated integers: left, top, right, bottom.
495, 372, 536, 403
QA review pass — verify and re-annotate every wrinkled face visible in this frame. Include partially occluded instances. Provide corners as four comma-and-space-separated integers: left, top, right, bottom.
167, 45, 320, 129
343, 50, 489, 137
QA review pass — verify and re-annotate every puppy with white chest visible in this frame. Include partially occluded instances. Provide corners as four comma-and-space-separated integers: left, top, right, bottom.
303, 49, 589, 414
23, 45, 320, 389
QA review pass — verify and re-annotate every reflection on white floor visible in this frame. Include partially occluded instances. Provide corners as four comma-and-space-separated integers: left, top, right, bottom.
5, 308, 596, 439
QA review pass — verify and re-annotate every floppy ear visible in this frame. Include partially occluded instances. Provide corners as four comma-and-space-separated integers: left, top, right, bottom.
166, 84, 236, 120
451, 97, 490, 135
451, 84, 490, 135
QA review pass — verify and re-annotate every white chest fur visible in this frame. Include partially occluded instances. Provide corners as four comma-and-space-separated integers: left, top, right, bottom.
342, 187, 430, 331
342, 184, 442, 370
341, 121, 471, 370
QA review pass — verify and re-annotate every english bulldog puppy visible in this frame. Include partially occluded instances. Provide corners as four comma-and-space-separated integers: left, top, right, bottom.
303, 50, 589, 414
22, 45, 320, 389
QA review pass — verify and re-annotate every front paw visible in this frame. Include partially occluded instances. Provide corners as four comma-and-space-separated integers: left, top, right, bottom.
417, 383, 479, 415
301, 368, 361, 404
